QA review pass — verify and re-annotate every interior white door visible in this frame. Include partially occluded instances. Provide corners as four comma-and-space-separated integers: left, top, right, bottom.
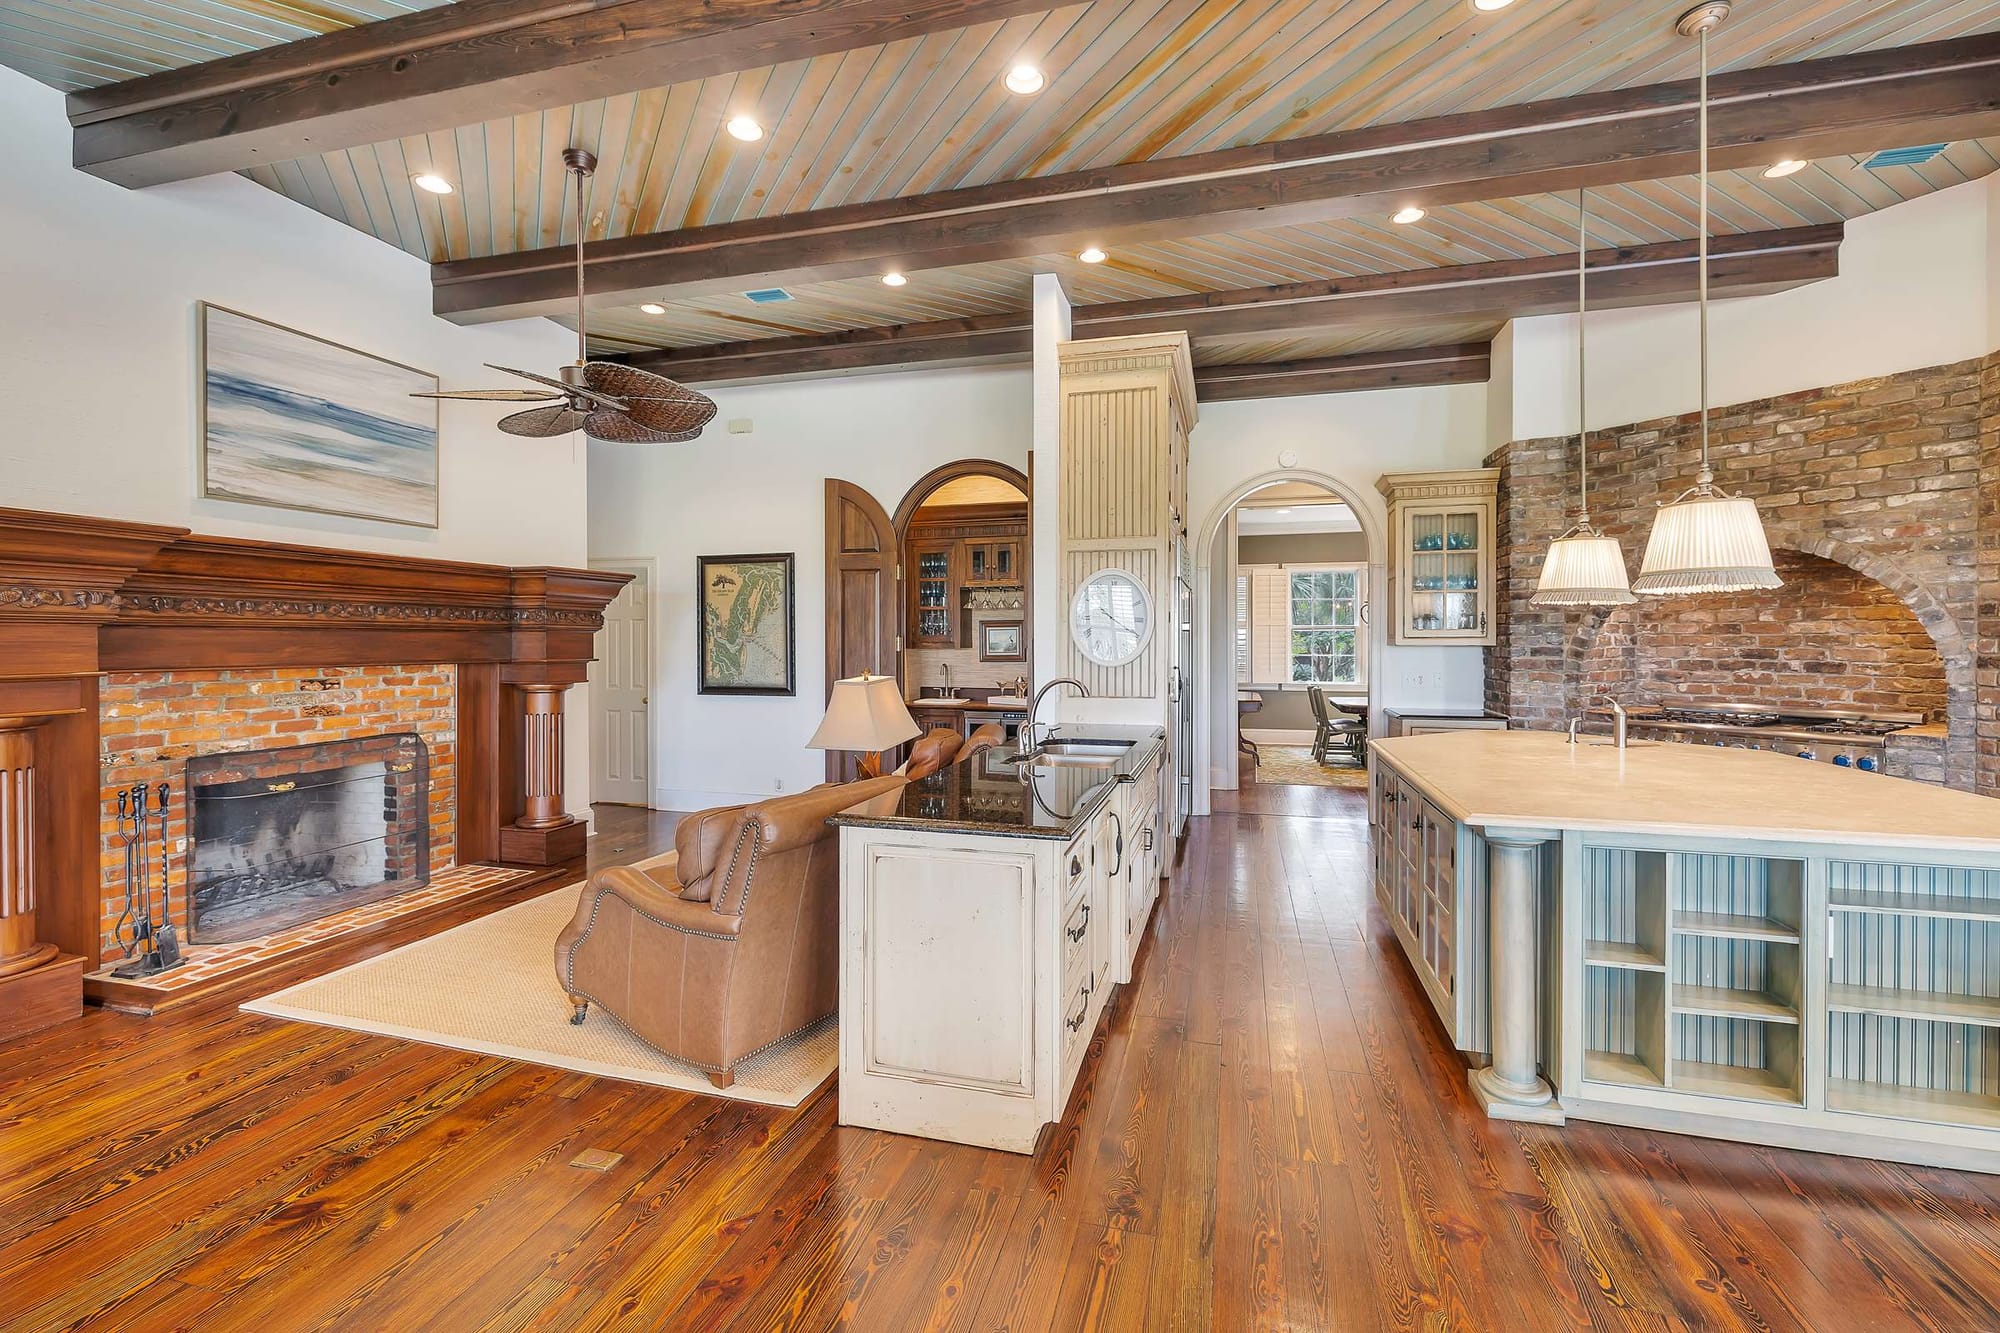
590, 564, 651, 806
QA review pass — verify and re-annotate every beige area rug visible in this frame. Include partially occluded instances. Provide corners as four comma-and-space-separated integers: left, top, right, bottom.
241, 883, 836, 1108
1255, 745, 1370, 790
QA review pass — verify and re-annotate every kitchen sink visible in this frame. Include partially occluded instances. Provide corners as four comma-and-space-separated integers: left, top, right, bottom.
1002, 737, 1134, 770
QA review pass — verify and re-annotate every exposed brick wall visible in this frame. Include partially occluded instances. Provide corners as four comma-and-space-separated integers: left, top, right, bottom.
1980, 350, 2000, 794
97, 666, 456, 954
1488, 355, 1988, 791
1580, 550, 1949, 718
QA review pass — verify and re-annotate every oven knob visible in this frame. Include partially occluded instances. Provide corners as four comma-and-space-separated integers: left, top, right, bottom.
1797, 750, 1815, 760
1833, 754, 1853, 768
1858, 756, 1879, 773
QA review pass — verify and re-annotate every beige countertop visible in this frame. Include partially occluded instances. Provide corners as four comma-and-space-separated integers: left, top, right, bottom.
1371, 730, 2000, 851
908, 698, 1026, 712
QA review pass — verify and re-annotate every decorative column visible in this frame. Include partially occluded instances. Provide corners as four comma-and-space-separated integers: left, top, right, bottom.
1469, 828, 1564, 1124
0, 720, 58, 980
499, 684, 587, 866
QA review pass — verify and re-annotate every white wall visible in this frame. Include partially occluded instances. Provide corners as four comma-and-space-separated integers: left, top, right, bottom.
589, 366, 1031, 809
0, 67, 595, 829
1505, 173, 1998, 441
1189, 382, 1495, 711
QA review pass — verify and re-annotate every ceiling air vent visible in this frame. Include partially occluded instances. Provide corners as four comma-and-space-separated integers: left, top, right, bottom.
743, 287, 795, 304
1860, 144, 1947, 170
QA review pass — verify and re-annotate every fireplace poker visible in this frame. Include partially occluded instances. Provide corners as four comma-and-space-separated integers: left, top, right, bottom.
152, 781, 181, 969
113, 787, 141, 958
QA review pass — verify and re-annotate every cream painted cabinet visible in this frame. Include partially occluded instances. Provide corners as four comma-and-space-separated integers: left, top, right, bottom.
1378, 470, 1499, 646
1055, 334, 1196, 832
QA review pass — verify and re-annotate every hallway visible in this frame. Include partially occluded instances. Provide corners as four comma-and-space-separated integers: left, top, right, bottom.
4, 796, 2000, 1329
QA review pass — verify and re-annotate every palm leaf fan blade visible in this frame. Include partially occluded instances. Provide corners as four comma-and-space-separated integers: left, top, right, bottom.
498, 404, 591, 437
584, 361, 716, 437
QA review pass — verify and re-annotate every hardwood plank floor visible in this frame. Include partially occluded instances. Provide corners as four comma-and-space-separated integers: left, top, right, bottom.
4, 795, 1999, 1330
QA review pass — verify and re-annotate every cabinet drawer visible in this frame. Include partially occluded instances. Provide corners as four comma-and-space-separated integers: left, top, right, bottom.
1061, 970, 1095, 1065
1062, 892, 1093, 984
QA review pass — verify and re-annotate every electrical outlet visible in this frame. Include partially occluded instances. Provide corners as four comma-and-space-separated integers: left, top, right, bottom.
1404, 673, 1427, 689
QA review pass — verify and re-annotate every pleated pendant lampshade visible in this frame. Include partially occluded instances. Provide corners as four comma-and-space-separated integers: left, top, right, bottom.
1632, 2, 1781, 597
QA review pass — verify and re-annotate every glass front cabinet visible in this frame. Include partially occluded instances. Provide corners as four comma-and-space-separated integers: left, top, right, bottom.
1378, 469, 1499, 646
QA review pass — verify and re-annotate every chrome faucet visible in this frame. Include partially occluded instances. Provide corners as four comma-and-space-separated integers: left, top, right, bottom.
940, 662, 953, 697
1602, 696, 1628, 750
1022, 677, 1089, 753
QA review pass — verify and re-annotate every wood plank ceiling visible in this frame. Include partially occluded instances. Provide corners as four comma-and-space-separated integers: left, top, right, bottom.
5, 0, 1997, 381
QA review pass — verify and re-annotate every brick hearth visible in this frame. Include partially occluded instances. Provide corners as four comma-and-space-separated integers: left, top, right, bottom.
1489, 351, 1999, 793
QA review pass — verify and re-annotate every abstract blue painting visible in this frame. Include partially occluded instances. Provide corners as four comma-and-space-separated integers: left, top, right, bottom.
198, 304, 439, 528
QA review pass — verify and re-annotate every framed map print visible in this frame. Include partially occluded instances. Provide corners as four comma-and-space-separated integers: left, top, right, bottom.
697, 553, 796, 696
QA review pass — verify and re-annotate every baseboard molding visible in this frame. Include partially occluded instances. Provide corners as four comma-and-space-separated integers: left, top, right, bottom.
1243, 728, 1316, 745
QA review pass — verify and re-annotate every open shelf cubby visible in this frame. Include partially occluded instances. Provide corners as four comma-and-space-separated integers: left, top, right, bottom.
1584, 847, 1667, 971
1584, 967, 1666, 1088
1826, 1011, 2000, 1130
1824, 861, 2000, 1125
1672, 852, 1804, 942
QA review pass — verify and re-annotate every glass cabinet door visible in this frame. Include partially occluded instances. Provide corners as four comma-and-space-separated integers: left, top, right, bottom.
1401, 502, 1491, 641
911, 543, 957, 645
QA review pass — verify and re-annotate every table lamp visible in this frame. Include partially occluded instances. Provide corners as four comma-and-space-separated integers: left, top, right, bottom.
808, 673, 921, 778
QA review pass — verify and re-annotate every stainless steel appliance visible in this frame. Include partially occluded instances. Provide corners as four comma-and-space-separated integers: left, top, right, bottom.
1591, 703, 1924, 771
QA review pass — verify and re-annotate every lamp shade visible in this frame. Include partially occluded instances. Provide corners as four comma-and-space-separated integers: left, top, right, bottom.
1532, 533, 1636, 606
1631, 492, 1782, 595
807, 673, 921, 753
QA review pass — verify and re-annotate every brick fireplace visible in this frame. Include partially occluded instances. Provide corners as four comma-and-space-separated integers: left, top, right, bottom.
98, 667, 455, 954
0, 507, 628, 1033
1489, 351, 1999, 793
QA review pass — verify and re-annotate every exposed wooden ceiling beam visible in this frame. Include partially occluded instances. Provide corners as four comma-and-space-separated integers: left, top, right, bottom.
432, 33, 1994, 322
1194, 345, 1492, 402
67, 0, 1052, 188
614, 225, 1839, 384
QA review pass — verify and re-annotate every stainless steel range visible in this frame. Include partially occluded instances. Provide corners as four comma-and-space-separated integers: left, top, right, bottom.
1591, 703, 1925, 771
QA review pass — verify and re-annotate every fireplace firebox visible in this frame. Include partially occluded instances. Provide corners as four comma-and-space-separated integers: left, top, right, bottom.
186, 734, 430, 943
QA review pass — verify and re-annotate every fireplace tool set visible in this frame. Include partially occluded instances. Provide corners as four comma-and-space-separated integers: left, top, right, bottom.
112, 780, 183, 977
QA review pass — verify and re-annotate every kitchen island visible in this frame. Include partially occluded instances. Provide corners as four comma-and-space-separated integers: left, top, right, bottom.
830, 726, 1167, 1151
1372, 729, 2000, 1172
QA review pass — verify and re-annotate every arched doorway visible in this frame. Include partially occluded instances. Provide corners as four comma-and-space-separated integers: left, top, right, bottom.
1192, 469, 1388, 816
822, 459, 1030, 780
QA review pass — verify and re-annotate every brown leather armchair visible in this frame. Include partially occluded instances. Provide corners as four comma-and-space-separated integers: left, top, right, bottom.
555, 775, 905, 1088
898, 727, 962, 780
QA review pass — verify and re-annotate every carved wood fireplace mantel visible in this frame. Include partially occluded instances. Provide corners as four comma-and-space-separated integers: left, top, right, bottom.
0, 505, 628, 1039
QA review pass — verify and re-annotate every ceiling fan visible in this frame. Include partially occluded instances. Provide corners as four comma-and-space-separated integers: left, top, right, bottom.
415, 147, 718, 444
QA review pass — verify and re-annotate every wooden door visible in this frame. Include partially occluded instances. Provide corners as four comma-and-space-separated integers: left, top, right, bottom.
588, 563, 651, 806
825, 479, 899, 782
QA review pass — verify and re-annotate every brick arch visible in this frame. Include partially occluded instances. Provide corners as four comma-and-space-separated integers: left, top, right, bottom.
1560, 533, 1972, 789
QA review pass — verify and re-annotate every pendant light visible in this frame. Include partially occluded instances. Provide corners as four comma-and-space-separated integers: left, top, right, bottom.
1632, 2, 1782, 595
1533, 187, 1635, 607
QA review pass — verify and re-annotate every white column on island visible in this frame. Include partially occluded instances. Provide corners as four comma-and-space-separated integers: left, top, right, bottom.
1030, 272, 1071, 695
1471, 827, 1564, 1124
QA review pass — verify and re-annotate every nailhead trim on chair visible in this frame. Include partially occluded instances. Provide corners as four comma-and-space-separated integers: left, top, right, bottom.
561, 882, 737, 993
715, 820, 765, 917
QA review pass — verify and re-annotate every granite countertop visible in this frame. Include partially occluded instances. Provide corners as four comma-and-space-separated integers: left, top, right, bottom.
831, 725, 1166, 840
1371, 730, 2000, 851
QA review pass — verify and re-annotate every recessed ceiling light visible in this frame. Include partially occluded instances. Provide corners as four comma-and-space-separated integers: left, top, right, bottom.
411, 173, 453, 195
1469, 0, 1516, 10
1392, 205, 1426, 224
1005, 64, 1046, 95
1763, 158, 1809, 178
726, 116, 764, 142
639, 303, 667, 315
1078, 247, 1107, 264
882, 272, 908, 287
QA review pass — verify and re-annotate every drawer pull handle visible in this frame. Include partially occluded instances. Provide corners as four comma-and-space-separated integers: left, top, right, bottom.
1070, 856, 1083, 879
1067, 1007, 1089, 1034
1067, 904, 1091, 943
